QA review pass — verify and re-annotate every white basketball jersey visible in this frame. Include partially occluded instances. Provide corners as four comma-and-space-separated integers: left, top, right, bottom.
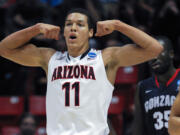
46, 48, 114, 135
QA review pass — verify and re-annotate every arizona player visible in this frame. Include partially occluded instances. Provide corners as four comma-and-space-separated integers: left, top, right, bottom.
133, 36, 179, 135
0, 8, 162, 135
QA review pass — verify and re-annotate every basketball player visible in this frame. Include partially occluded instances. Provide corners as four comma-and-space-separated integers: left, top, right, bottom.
0, 8, 163, 135
168, 93, 180, 135
169, 77, 180, 133
133, 36, 179, 135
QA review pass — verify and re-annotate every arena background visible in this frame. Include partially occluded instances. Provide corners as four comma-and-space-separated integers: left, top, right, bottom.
0, 0, 180, 135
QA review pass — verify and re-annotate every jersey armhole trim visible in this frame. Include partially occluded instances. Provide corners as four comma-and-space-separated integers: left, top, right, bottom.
47, 51, 59, 70
99, 50, 114, 91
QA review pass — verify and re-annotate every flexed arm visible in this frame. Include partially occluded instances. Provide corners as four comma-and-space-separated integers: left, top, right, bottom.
97, 20, 163, 84
97, 20, 163, 67
168, 91, 180, 135
97, 20, 163, 66
0, 23, 60, 71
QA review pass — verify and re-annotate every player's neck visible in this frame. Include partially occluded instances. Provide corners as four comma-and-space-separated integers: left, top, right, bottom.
68, 44, 89, 58
156, 66, 176, 84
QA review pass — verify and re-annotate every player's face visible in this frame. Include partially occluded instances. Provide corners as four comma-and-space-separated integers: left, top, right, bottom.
64, 13, 93, 49
148, 47, 171, 75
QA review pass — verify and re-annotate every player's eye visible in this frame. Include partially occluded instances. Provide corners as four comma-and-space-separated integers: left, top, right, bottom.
78, 23, 84, 27
66, 23, 72, 26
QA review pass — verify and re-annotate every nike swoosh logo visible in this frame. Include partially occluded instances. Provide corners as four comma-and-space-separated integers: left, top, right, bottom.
145, 90, 152, 94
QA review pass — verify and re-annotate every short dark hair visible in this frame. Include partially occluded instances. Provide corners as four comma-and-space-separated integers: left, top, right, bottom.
65, 8, 94, 30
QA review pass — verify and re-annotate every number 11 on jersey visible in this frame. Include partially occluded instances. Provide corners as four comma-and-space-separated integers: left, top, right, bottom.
62, 82, 80, 106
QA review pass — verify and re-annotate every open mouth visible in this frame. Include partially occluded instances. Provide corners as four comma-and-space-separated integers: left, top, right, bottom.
149, 59, 161, 69
152, 64, 160, 69
151, 62, 161, 69
69, 35, 77, 40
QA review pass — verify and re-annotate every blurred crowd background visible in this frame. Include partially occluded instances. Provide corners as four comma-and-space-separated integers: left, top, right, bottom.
0, 0, 180, 135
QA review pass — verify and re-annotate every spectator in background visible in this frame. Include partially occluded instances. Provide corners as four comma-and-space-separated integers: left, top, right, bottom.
19, 113, 37, 135
99, 0, 120, 19
0, 0, 16, 40
118, 0, 137, 26
5, 0, 52, 35
133, 36, 179, 135
150, 0, 180, 46
136, 0, 180, 49
39, 0, 66, 27
135, 0, 156, 28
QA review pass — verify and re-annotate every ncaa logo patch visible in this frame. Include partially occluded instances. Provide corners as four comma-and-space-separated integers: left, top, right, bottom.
88, 52, 97, 59
177, 80, 180, 91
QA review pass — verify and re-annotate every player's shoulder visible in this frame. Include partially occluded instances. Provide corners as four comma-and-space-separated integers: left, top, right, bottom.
138, 77, 154, 89
176, 68, 180, 76
89, 48, 101, 53
102, 47, 117, 55
48, 50, 68, 61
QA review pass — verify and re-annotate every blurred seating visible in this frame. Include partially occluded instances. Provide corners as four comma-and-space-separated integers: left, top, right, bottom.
0, 96, 24, 126
108, 93, 124, 135
36, 126, 47, 135
108, 86, 136, 135
1, 126, 47, 135
108, 90, 126, 135
115, 66, 138, 84
29, 96, 46, 115
108, 94, 125, 114
1, 126, 19, 135
0, 96, 24, 115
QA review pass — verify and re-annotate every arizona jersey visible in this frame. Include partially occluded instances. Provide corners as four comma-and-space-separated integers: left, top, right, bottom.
46, 48, 114, 135
139, 69, 180, 135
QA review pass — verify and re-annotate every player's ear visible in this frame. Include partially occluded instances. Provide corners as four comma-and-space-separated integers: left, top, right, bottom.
89, 28, 93, 38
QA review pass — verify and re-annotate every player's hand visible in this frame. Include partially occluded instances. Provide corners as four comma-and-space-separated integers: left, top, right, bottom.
37, 23, 60, 40
95, 20, 117, 37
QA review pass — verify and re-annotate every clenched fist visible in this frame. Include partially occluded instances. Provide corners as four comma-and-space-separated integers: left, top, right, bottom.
37, 23, 60, 40
95, 20, 119, 37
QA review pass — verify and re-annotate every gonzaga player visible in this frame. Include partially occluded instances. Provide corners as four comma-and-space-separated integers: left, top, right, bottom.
0, 8, 163, 135
133, 36, 179, 135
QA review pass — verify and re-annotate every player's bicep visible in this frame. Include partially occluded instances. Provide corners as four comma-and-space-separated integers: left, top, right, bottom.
1, 44, 55, 67
109, 44, 157, 67
168, 91, 180, 135
171, 91, 180, 116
